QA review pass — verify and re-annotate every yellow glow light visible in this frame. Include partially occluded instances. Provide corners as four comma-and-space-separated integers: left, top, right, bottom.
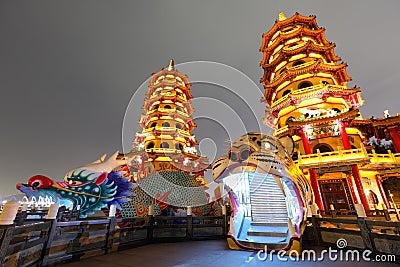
286, 38, 300, 45
289, 54, 307, 62
276, 81, 290, 92
275, 61, 288, 72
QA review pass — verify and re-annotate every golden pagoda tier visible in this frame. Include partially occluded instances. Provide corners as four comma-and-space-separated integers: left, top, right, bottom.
259, 12, 379, 211
130, 60, 209, 184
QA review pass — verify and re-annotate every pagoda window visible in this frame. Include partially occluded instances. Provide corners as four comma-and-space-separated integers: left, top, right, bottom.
313, 144, 333, 153
153, 104, 159, 110
368, 190, 379, 206
332, 108, 341, 113
292, 60, 305, 67
282, 89, 291, 97
151, 122, 157, 128
162, 122, 170, 127
164, 105, 172, 109
175, 143, 183, 150
161, 142, 169, 148
146, 142, 155, 149
298, 81, 313, 89
176, 123, 182, 129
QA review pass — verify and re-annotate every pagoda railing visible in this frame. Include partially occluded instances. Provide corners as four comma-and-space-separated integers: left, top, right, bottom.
287, 59, 316, 71
297, 146, 400, 170
360, 150, 400, 171
147, 108, 189, 117
274, 125, 290, 137
368, 150, 400, 164
143, 127, 192, 138
271, 84, 350, 111
296, 147, 370, 169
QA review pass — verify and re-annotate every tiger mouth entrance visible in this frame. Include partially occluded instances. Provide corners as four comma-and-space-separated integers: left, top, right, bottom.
319, 178, 354, 210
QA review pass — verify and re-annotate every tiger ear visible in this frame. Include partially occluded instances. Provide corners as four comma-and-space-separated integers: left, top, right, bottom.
278, 135, 294, 155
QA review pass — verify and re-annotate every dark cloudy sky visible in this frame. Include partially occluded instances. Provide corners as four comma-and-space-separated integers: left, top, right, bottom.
1, 1, 399, 198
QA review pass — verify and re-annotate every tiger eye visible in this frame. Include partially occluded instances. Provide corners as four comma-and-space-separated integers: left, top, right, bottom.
240, 149, 250, 160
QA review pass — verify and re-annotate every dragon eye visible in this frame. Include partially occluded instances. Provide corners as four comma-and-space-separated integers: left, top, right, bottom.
32, 181, 40, 188
67, 179, 82, 186
229, 152, 237, 161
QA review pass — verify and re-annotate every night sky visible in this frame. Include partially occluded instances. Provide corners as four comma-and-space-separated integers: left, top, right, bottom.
1, 1, 400, 198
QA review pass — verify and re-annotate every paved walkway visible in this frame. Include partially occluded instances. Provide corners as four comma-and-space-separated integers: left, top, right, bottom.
62, 240, 398, 267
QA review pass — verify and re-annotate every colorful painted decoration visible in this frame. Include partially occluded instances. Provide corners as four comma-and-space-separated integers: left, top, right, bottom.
212, 132, 312, 253
16, 170, 132, 217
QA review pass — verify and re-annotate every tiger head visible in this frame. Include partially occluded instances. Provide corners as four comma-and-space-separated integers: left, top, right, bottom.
212, 132, 296, 181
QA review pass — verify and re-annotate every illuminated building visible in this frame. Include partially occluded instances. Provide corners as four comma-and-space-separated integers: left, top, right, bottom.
130, 60, 209, 184
260, 12, 400, 211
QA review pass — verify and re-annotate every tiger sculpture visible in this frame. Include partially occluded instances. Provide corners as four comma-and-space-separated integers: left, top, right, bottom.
212, 132, 313, 254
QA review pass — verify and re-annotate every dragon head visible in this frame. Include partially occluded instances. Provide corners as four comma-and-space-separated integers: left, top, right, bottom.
17, 170, 132, 217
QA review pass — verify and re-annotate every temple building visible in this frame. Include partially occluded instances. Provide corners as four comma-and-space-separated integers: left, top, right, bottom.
260, 12, 400, 211
128, 60, 209, 184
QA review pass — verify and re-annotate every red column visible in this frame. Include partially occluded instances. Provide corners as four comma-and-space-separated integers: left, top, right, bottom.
299, 128, 325, 210
346, 173, 360, 204
389, 127, 400, 153
340, 121, 370, 210
375, 175, 390, 209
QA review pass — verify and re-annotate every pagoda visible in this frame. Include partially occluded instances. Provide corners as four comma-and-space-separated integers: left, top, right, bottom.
260, 12, 400, 212
129, 60, 209, 184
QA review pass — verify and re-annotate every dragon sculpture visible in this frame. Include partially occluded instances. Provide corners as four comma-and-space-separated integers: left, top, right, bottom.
17, 151, 219, 218
17, 152, 132, 217
212, 132, 313, 254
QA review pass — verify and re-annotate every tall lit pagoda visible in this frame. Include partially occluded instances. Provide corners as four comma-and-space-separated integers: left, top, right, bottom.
130, 60, 209, 184
260, 12, 400, 211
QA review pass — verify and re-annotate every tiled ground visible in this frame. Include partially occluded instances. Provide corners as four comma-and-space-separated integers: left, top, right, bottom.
61, 240, 398, 267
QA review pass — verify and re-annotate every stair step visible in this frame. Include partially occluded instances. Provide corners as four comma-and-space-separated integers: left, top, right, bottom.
251, 222, 288, 227
247, 226, 288, 237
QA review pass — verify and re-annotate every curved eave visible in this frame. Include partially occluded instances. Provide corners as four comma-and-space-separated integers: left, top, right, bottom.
142, 96, 162, 110
271, 85, 361, 111
372, 115, 400, 127
261, 41, 339, 68
263, 61, 350, 89
146, 82, 191, 97
260, 27, 332, 55
287, 109, 360, 127
144, 112, 191, 124
261, 26, 327, 53
261, 13, 318, 47
150, 69, 190, 85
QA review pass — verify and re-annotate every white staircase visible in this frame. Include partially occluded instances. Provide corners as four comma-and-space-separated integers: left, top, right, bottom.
247, 172, 288, 239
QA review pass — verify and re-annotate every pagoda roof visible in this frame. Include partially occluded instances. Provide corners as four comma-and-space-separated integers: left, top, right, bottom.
350, 115, 400, 128
261, 41, 340, 73
261, 12, 319, 43
269, 84, 360, 111
286, 108, 360, 127
262, 60, 351, 98
142, 94, 194, 111
149, 60, 190, 86
261, 26, 332, 55
146, 82, 192, 98
142, 99, 195, 115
